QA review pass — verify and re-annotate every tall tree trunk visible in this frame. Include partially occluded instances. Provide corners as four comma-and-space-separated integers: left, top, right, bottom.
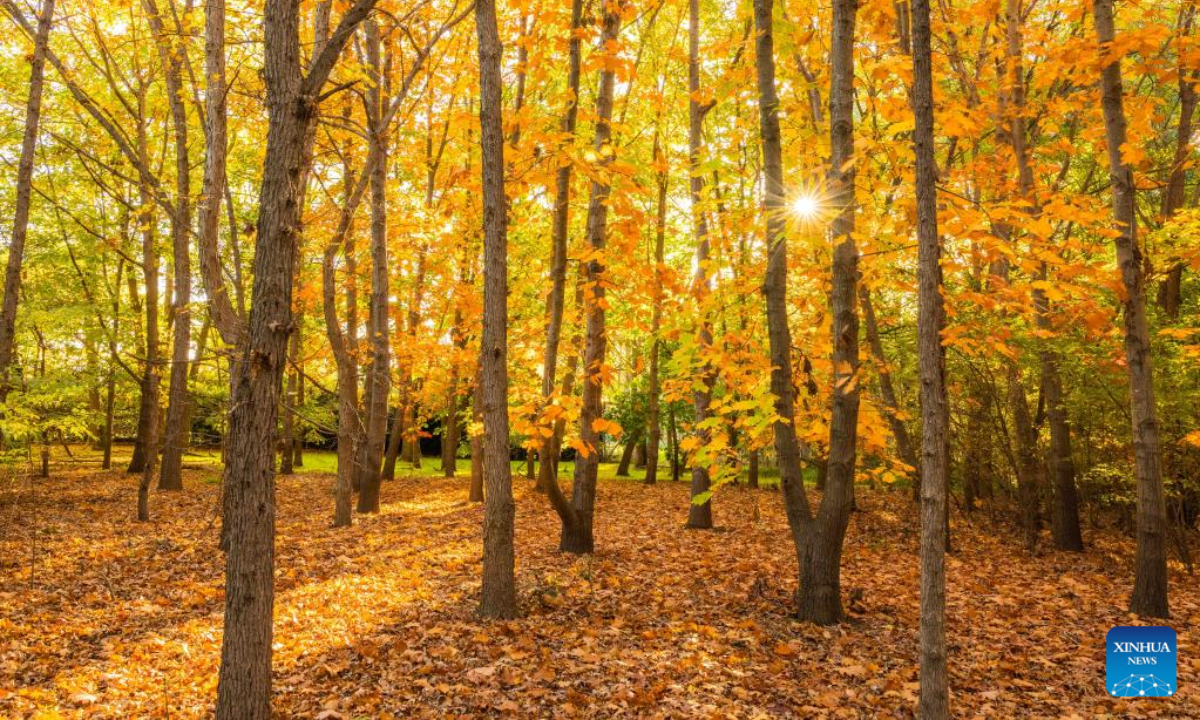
469, 364, 485, 503
1092, 0, 1169, 619
1158, 6, 1197, 318
559, 0, 623, 555
279, 322, 300, 475
135, 190, 160, 521
216, 0, 378, 714
356, 17, 391, 514
323, 105, 361, 528
0, 0, 53, 402
644, 127, 666, 486
752, 0, 817, 619
796, 0, 861, 623
475, 0, 516, 618
685, 0, 714, 531
861, 289, 919, 492
537, 0, 584, 495
913, 0, 949, 711
144, 0, 193, 493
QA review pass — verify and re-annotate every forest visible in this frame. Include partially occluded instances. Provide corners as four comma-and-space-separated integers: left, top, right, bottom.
0, 0, 1197, 716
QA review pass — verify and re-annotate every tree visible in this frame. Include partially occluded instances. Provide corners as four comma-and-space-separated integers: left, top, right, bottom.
912, 0, 949, 712
1092, 0, 1169, 619
685, 0, 715, 530
548, 0, 624, 555
215, 0, 380, 715
475, 0, 516, 619
0, 0, 54, 404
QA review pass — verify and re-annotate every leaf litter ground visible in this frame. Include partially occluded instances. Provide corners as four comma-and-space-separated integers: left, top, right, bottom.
1, 467, 1196, 718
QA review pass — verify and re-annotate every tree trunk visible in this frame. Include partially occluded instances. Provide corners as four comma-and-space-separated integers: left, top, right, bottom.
215, 0, 378, 714
475, 0, 516, 618
912, 0, 950, 711
442, 390, 459, 477
796, 0, 861, 623
1157, 7, 1196, 318
537, 0, 583, 495
861, 289, 919, 493
615, 435, 637, 477
135, 188, 160, 521
1092, 0, 1169, 619
644, 129, 666, 486
382, 403, 403, 479
356, 17, 391, 514
0, 0, 53, 401
752, 0, 817, 620
559, 0, 623, 555
279, 323, 300, 476
685, 0, 714, 531
144, 0, 192, 493
470, 365, 485, 503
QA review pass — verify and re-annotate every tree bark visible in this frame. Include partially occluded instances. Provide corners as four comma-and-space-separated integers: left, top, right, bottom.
356, 16, 392, 514
752, 0, 818, 619
685, 0, 714, 531
1092, 0, 1169, 619
1157, 6, 1197, 318
0, 0, 54, 402
559, 0, 623, 555
475, 0, 517, 618
913, 0, 950, 711
216, 0, 379, 714
537, 0, 584, 495
144, 0, 192, 493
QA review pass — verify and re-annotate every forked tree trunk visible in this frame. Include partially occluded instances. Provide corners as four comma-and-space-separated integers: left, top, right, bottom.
1092, 0, 1169, 619
912, 0, 950, 712
751, 0, 817, 617
144, 0, 193, 493
475, 0, 516, 618
0, 0, 54, 402
796, 0, 861, 623
685, 0, 714, 531
215, 0, 379, 714
559, 0, 623, 555
537, 0, 584, 495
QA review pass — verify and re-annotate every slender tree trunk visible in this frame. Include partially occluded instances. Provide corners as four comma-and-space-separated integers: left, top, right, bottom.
616, 435, 637, 477
475, 0, 516, 618
643, 130, 667, 487
685, 0, 714, 531
279, 323, 300, 475
560, 0, 623, 555
382, 403, 404, 479
862, 289, 920, 491
144, 0, 193, 493
794, 0, 861, 624
293, 331, 305, 468
752, 0, 818, 619
135, 191, 160, 521
356, 17, 391, 514
215, 0, 378, 713
0, 0, 53, 401
469, 364, 485, 503
1093, 0, 1169, 619
1158, 7, 1197, 318
537, 0, 584, 495
913, 0, 950, 711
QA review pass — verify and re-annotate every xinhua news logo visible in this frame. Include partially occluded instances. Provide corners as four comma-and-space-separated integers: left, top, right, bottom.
1107, 626, 1177, 698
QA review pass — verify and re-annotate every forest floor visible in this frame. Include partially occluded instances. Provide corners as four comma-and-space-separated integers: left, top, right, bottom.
0, 461, 1196, 719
